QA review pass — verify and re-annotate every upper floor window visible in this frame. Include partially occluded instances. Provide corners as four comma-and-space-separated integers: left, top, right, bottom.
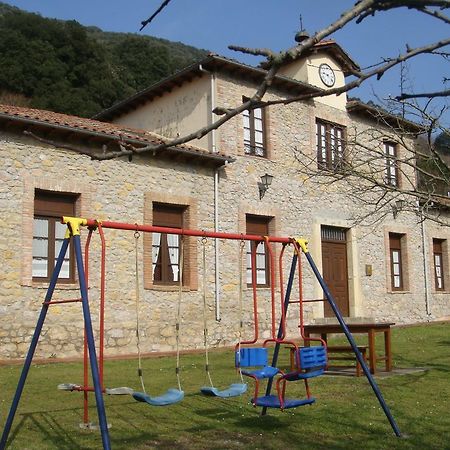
316, 119, 345, 171
384, 142, 399, 187
152, 203, 185, 285
246, 215, 272, 287
243, 97, 266, 157
33, 190, 77, 283
433, 239, 445, 291
389, 233, 405, 291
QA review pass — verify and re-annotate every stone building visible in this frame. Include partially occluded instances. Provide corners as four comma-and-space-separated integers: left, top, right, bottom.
0, 40, 449, 360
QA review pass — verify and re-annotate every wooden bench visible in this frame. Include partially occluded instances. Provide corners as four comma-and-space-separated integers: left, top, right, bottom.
326, 345, 368, 376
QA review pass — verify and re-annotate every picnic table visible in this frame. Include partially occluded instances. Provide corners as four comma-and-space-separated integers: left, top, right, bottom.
303, 322, 395, 374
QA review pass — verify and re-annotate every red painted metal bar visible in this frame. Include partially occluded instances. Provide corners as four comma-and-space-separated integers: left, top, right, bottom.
85, 219, 293, 244
42, 299, 82, 305
83, 228, 94, 425
98, 224, 106, 389
264, 237, 276, 339
73, 386, 107, 393
249, 243, 259, 344
293, 241, 326, 347
278, 244, 288, 340
235, 243, 259, 351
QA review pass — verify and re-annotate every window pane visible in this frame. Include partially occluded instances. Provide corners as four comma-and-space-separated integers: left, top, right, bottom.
256, 270, 266, 285
254, 118, 263, 132
33, 238, 48, 258
392, 251, 399, 263
54, 239, 65, 258
255, 130, 263, 144
256, 253, 266, 270
58, 260, 70, 279
32, 259, 47, 277
244, 128, 250, 141
167, 234, 179, 282
394, 275, 401, 288
34, 218, 48, 238
255, 146, 264, 157
55, 222, 67, 239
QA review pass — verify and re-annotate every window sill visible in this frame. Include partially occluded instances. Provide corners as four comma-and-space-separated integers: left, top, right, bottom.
387, 289, 411, 294
148, 284, 193, 292
31, 282, 80, 290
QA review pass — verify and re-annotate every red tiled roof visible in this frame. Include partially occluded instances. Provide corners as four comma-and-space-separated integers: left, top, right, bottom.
0, 103, 233, 163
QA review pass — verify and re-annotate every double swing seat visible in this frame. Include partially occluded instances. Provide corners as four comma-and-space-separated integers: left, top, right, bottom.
236, 345, 327, 409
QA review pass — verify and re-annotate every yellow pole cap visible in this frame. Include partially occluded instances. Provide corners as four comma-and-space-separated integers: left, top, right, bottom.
62, 216, 87, 237
295, 238, 309, 254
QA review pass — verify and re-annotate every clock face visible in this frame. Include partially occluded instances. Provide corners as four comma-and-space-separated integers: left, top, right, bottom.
319, 63, 336, 87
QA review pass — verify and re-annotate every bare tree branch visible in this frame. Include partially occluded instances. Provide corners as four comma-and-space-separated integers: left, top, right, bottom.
396, 88, 450, 100
23, 130, 97, 158
140, 0, 173, 31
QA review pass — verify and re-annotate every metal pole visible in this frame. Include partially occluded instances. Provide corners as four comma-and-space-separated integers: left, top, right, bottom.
261, 252, 298, 416
73, 235, 111, 450
303, 250, 402, 437
83, 218, 292, 244
0, 238, 70, 450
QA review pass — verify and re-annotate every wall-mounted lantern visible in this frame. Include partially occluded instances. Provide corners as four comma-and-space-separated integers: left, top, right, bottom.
258, 173, 274, 200
391, 199, 405, 219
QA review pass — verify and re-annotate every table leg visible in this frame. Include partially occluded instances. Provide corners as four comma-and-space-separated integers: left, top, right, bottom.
385, 329, 392, 371
368, 330, 376, 374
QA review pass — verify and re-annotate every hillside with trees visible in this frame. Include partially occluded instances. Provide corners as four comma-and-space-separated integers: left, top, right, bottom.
0, 2, 207, 117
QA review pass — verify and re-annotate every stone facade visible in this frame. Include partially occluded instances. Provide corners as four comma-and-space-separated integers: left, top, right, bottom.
0, 48, 449, 361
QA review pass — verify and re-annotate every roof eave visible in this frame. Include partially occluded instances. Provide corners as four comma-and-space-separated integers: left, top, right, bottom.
0, 112, 234, 167
346, 100, 425, 134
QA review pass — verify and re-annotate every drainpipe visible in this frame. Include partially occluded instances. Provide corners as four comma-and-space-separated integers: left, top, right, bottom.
420, 211, 432, 318
199, 64, 222, 321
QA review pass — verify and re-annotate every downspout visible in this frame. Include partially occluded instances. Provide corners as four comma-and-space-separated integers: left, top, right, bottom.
199, 64, 222, 321
420, 211, 432, 318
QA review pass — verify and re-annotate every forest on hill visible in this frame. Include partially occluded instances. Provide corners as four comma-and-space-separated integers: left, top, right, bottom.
0, 2, 208, 117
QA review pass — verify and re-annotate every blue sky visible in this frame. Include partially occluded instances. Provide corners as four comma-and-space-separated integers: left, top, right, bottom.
3, 0, 449, 124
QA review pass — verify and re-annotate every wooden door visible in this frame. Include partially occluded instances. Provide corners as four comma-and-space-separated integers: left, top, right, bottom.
321, 227, 349, 317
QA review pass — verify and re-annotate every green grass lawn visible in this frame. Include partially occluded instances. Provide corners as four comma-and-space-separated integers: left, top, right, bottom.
1, 322, 449, 449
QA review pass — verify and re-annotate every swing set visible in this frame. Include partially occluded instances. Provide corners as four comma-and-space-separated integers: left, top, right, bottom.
1, 217, 402, 450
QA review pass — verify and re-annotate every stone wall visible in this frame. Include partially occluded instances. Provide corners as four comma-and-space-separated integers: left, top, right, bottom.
1, 72, 449, 361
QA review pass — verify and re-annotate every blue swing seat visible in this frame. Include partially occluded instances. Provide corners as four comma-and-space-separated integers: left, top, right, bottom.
237, 347, 280, 379
200, 383, 248, 398
253, 394, 315, 409
132, 388, 184, 406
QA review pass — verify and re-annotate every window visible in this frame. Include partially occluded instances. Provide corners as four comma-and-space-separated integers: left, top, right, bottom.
243, 97, 266, 157
152, 203, 185, 285
246, 215, 271, 287
33, 190, 77, 282
384, 142, 399, 187
316, 119, 345, 171
389, 233, 404, 290
433, 239, 445, 291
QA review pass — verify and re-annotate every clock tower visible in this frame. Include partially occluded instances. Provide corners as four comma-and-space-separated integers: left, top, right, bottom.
276, 36, 359, 111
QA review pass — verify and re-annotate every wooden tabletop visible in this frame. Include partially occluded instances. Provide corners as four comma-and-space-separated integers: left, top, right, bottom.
304, 323, 395, 332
